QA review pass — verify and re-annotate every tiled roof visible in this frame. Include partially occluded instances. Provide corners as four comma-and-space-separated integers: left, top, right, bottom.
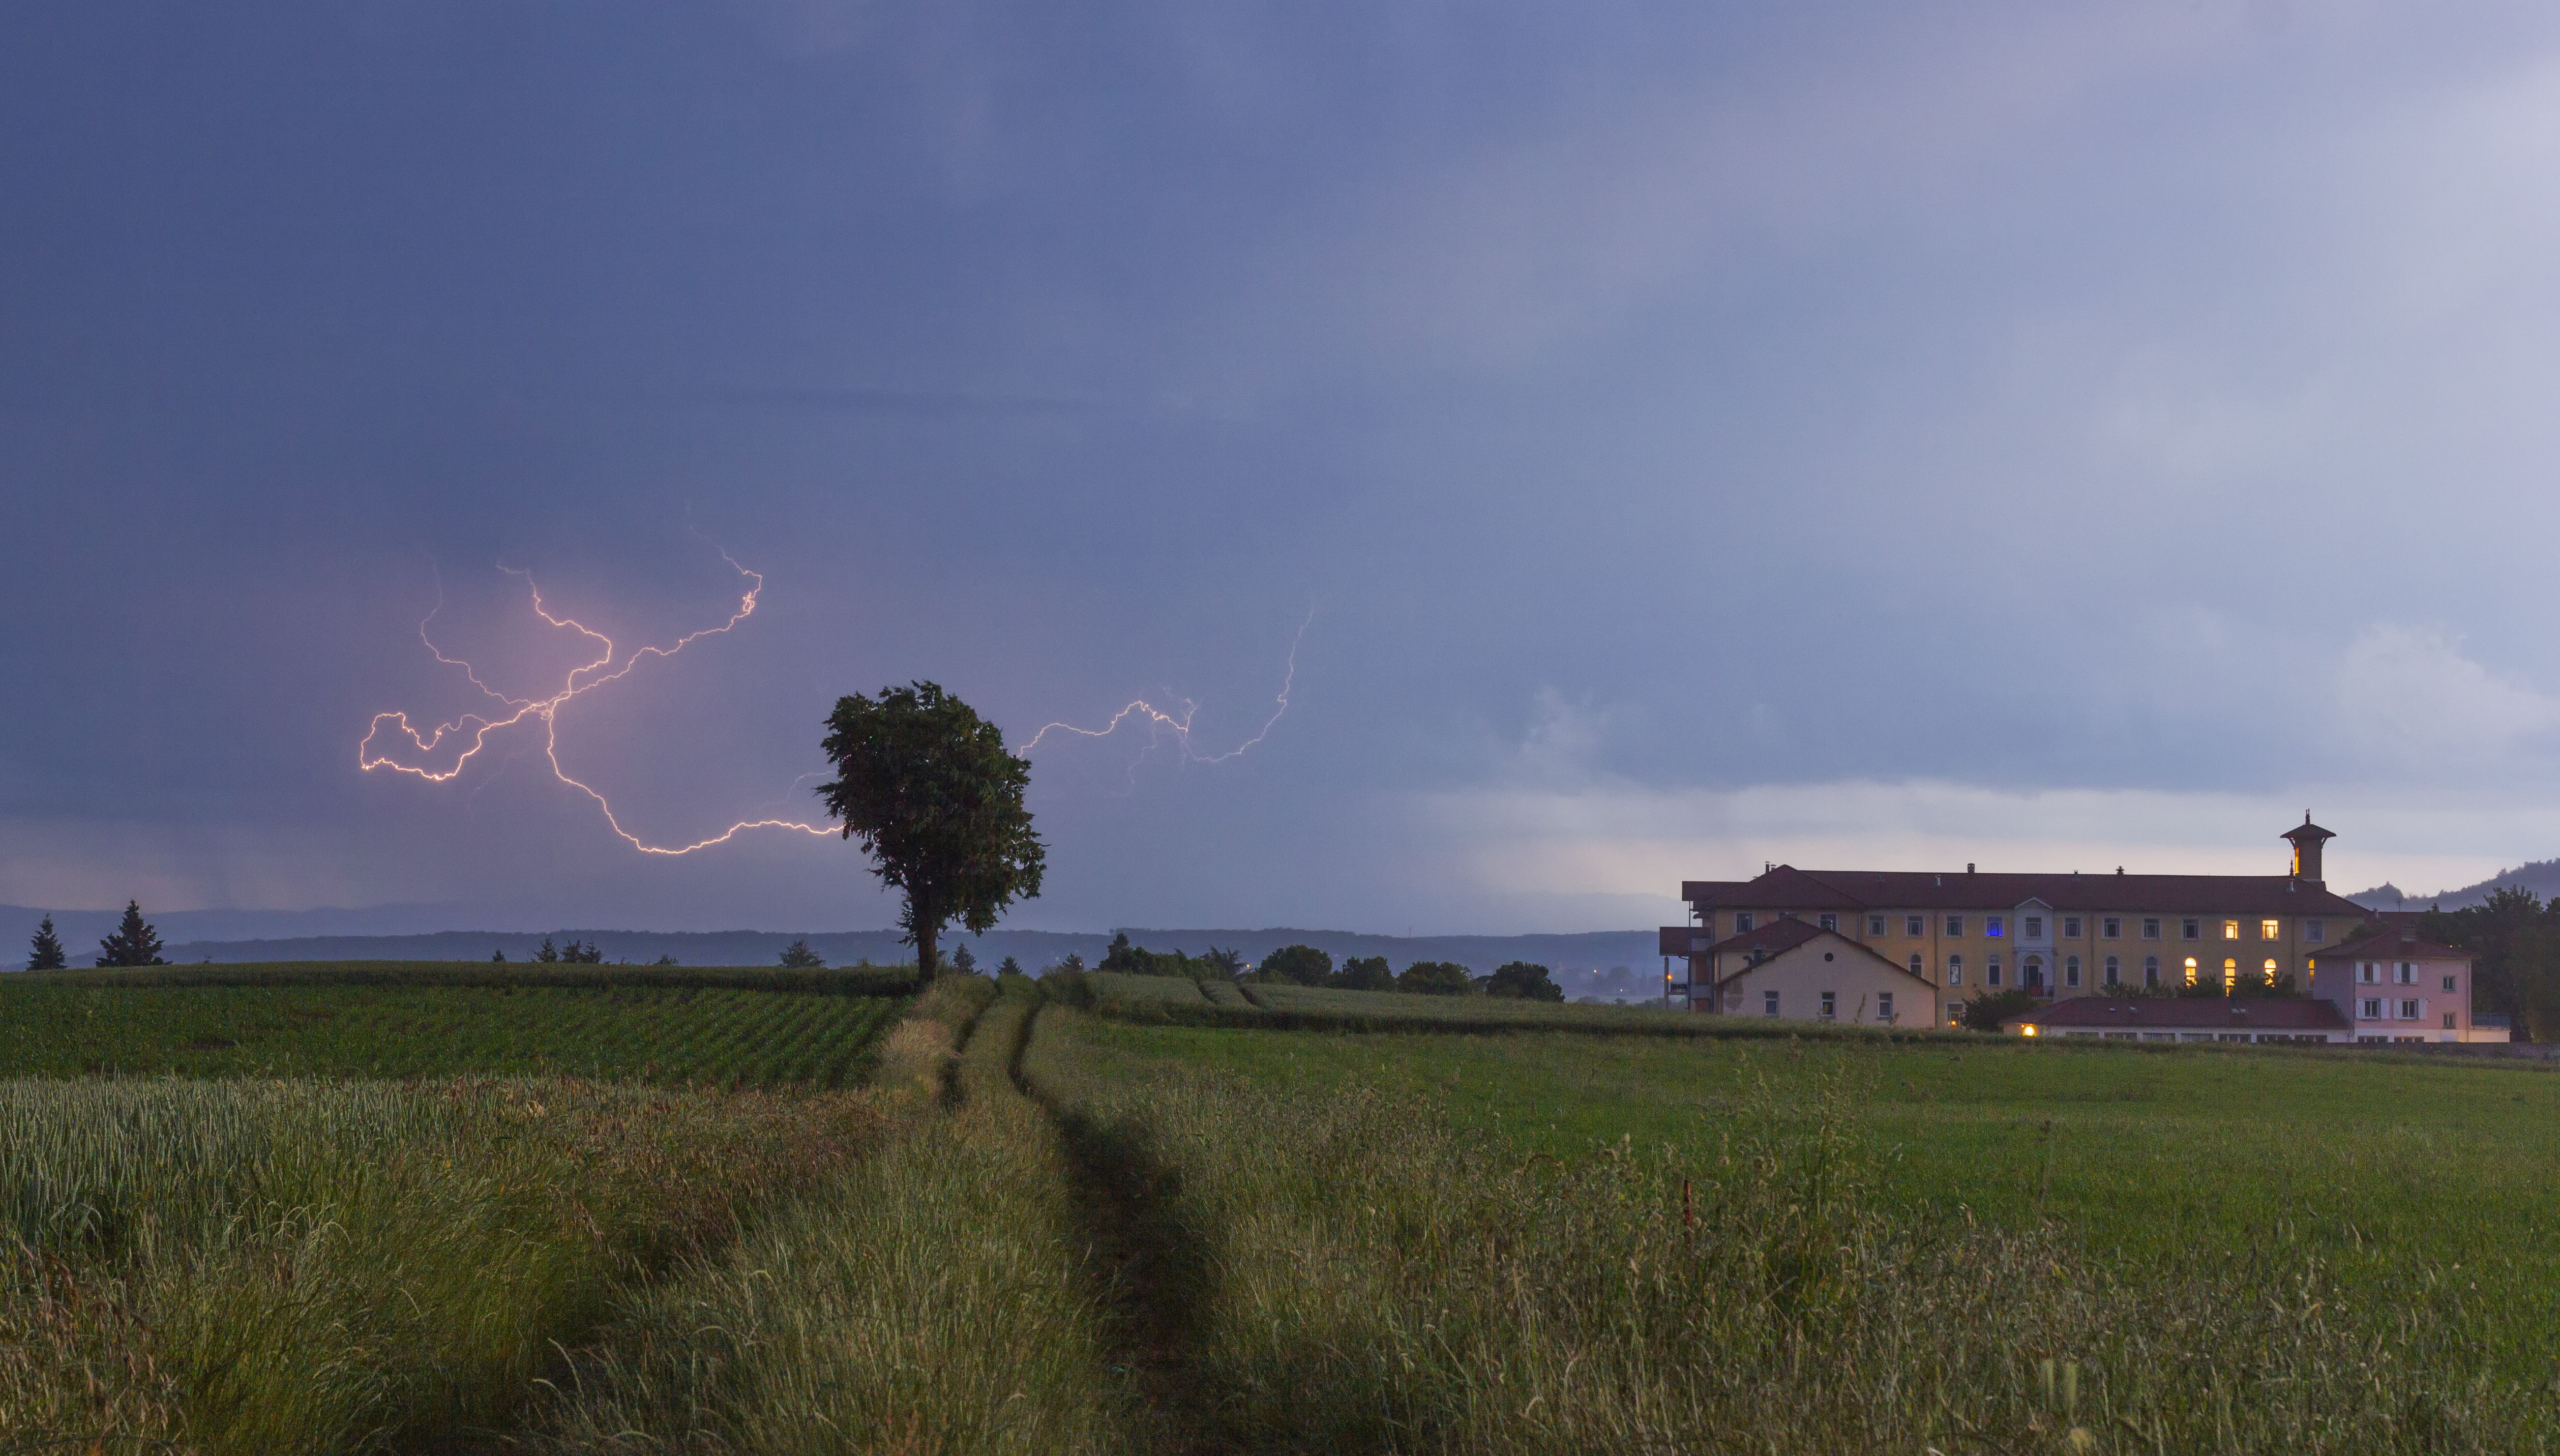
2005, 997, 2350, 1031
2319, 928, 2474, 963
1700, 920, 1934, 984
1685, 866, 2370, 918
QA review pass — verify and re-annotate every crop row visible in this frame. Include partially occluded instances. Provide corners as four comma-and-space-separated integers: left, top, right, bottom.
0, 984, 906, 1087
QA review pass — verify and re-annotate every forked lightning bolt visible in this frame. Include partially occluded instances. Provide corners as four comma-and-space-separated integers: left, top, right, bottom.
359, 552, 836, 854
1017, 610, 1312, 760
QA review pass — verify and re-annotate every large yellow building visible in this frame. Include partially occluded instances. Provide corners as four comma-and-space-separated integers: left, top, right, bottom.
1660, 817, 2374, 1025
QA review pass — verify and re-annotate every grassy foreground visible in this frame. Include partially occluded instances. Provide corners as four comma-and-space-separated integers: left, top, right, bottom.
1019, 995, 2560, 1454
0, 1076, 883, 1453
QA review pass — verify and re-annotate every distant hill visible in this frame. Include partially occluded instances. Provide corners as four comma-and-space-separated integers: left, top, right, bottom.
2348, 859, 2560, 912
4, 918, 1672, 998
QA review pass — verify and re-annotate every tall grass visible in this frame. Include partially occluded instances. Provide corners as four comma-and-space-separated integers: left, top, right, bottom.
0, 1078, 881, 1454
1022, 1004, 2560, 1455
527, 979, 1146, 1455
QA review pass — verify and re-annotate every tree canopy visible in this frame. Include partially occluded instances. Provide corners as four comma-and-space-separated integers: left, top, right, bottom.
779, 939, 825, 968
1397, 960, 1473, 996
94, 902, 165, 968
817, 681, 1044, 978
1333, 955, 1395, 991
1484, 961, 1565, 1001
1257, 944, 1332, 985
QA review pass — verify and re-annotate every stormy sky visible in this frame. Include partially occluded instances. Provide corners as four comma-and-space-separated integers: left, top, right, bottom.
10, 1, 2560, 935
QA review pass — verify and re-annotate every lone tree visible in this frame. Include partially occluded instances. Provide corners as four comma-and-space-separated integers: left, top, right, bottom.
779, 938, 824, 968
95, 901, 166, 968
817, 681, 1045, 978
26, 915, 66, 971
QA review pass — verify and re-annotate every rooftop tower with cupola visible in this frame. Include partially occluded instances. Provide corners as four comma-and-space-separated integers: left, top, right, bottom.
2284, 815, 2335, 886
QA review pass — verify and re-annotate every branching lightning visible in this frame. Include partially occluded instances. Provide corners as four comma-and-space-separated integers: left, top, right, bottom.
362, 552, 1312, 855
359, 551, 836, 854
1016, 609, 1313, 762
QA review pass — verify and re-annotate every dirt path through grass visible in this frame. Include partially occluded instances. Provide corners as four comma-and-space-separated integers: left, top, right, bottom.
1013, 1000, 1211, 1455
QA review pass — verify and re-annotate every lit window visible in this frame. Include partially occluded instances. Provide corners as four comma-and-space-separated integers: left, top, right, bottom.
1877, 992, 1894, 1022
2396, 962, 2416, 986
2024, 917, 2043, 938
1906, 914, 1924, 936
1820, 991, 1836, 1020
1867, 914, 1886, 936
1818, 913, 1837, 932
2305, 919, 2326, 943
1764, 990, 1780, 1017
1946, 916, 1964, 936
2260, 919, 2280, 941
2360, 998, 2383, 1019
2221, 920, 2241, 940
2222, 958, 2237, 989
2142, 918, 2162, 940
2399, 998, 2420, 1020
2144, 955, 2160, 988
1947, 955, 1963, 986
1986, 917, 2005, 937
2443, 974, 2458, 993
2184, 957, 2198, 987
2104, 955, 2120, 986
2063, 916, 2081, 938
1736, 912, 1754, 933
2263, 958, 2278, 986
2065, 955, 2081, 989
2102, 916, 2121, 939
2181, 918, 2200, 940
1987, 957, 2004, 988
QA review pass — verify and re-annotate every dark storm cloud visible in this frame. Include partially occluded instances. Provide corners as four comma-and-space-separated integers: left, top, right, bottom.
11, 2, 2560, 932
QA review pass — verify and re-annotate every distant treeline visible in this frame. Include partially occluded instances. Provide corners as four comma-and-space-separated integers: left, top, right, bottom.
1076, 933, 1568, 1002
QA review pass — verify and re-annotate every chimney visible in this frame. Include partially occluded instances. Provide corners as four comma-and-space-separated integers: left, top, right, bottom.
1967, 863, 1977, 875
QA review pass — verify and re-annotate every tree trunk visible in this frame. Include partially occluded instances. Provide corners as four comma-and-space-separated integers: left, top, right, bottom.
915, 913, 939, 979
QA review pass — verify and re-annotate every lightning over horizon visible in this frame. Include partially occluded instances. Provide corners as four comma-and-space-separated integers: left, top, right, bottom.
1016, 609, 1313, 763
359, 550, 838, 855
361, 557, 1312, 857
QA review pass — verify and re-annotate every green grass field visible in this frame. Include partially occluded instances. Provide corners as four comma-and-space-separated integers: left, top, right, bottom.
1064, 1012, 2560, 1287
0, 980, 905, 1085
12, 965, 2560, 1453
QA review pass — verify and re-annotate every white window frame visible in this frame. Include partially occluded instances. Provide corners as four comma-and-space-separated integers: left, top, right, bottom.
1877, 992, 1894, 1022
2063, 916, 2081, 938
2142, 917, 2161, 940
1820, 991, 1836, 1020
1987, 956, 2003, 988
2399, 998, 2421, 1021
2103, 954, 2120, 986
1818, 913, 1838, 932
1906, 914, 1924, 936
2395, 962, 2416, 986
2024, 916, 2044, 938
1986, 916, 2005, 938
1736, 912, 1754, 933
1946, 915, 1964, 936
2359, 961, 2378, 985
2361, 997, 2384, 1020
1763, 989, 1780, 1018
2261, 919, 2281, 941
2064, 955, 2081, 988
1867, 914, 1886, 936
1947, 955, 1963, 986
2101, 916, 2121, 939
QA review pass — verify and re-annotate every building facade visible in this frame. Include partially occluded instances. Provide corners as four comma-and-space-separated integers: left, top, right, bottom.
2310, 925, 2505, 1044
1660, 818, 2378, 1027
1692, 917, 1937, 1027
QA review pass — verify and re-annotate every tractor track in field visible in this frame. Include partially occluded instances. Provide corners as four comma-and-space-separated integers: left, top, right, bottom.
1011, 1001, 1213, 1455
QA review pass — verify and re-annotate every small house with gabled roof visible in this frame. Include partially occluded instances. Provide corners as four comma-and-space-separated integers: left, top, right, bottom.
1695, 918, 1937, 1028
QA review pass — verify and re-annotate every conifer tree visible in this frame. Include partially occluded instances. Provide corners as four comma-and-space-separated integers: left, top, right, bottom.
94, 901, 166, 968
26, 915, 66, 971
778, 938, 824, 968
535, 938, 560, 963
